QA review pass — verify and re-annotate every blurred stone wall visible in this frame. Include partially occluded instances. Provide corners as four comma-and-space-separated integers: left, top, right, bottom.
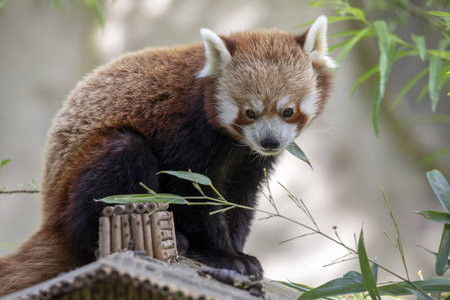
0, 0, 448, 287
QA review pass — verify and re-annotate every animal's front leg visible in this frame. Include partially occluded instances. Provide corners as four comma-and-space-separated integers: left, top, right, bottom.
171, 203, 263, 278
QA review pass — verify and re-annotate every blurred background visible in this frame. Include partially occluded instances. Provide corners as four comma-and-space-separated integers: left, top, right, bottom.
0, 0, 449, 288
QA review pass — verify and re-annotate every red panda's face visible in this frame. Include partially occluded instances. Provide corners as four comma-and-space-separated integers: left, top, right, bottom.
214, 57, 318, 156
198, 17, 335, 156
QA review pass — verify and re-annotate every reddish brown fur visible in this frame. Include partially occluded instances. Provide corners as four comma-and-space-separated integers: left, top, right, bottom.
0, 27, 334, 295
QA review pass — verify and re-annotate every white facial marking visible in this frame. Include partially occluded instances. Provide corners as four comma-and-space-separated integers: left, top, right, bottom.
300, 90, 319, 119
277, 96, 291, 111
216, 95, 239, 130
246, 96, 264, 114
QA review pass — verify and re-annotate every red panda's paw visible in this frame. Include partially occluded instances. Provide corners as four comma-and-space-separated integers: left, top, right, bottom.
236, 252, 264, 280
194, 250, 264, 279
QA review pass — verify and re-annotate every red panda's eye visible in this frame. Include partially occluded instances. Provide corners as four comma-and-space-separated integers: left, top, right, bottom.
282, 108, 293, 118
246, 109, 256, 119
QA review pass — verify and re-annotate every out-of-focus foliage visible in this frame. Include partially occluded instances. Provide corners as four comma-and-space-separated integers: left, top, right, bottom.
308, 0, 450, 163
46, 0, 104, 26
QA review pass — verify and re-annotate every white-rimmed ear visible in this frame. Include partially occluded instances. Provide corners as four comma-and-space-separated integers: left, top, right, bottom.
197, 28, 232, 78
303, 15, 336, 68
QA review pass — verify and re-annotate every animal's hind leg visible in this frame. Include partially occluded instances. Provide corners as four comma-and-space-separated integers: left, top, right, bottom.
67, 128, 159, 261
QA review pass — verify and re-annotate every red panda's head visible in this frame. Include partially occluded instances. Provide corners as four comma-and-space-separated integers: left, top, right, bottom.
198, 16, 335, 156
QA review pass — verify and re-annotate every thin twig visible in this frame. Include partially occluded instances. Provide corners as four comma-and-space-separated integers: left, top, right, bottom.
0, 190, 39, 194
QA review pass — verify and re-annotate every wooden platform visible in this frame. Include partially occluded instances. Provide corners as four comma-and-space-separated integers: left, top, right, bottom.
4, 251, 300, 300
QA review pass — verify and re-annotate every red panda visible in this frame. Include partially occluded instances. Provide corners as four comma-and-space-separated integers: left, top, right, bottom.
0, 16, 334, 295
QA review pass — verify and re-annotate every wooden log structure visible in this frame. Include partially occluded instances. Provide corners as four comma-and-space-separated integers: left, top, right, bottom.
98, 203, 178, 262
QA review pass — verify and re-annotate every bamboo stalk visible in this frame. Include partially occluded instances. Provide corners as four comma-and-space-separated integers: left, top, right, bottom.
96, 266, 112, 280
60, 279, 73, 293
158, 221, 172, 230
50, 282, 61, 296
145, 203, 157, 212
113, 205, 126, 215
150, 213, 163, 260
58, 293, 69, 300
136, 203, 147, 214
157, 203, 169, 210
120, 272, 132, 285
160, 230, 174, 241
125, 203, 136, 213
140, 287, 151, 300
168, 212, 177, 257
142, 213, 153, 257
161, 240, 175, 249
162, 249, 177, 261
104, 281, 115, 300
85, 271, 97, 285
38, 288, 52, 300
111, 215, 122, 252
92, 282, 104, 300
115, 283, 127, 300
157, 211, 171, 221
70, 289, 81, 300
131, 214, 145, 251
99, 217, 111, 258
127, 285, 139, 300
80, 286, 92, 300
73, 275, 86, 289
121, 215, 131, 249
102, 206, 114, 218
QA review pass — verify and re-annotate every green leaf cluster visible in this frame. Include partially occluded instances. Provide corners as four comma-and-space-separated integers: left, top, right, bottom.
307, 0, 450, 153
284, 169, 450, 299
417, 170, 450, 276
46, 0, 104, 26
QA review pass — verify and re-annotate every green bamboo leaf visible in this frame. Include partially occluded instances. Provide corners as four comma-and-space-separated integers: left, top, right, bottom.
308, 0, 344, 9
351, 65, 379, 97
415, 210, 450, 224
331, 30, 364, 38
97, 193, 187, 205
424, 147, 450, 165
407, 114, 450, 125
209, 206, 235, 215
158, 170, 212, 186
411, 35, 426, 61
389, 68, 429, 111
429, 40, 449, 112
427, 11, 450, 18
378, 277, 450, 297
374, 20, 397, 99
358, 229, 381, 300
436, 224, 450, 276
429, 55, 442, 112
426, 170, 450, 214
417, 83, 429, 103
286, 142, 312, 169
298, 271, 367, 300
298, 275, 450, 299
327, 15, 358, 24
372, 21, 397, 135
328, 40, 352, 53
335, 27, 372, 65
418, 245, 450, 266
371, 259, 379, 283
373, 81, 382, 136
83, 0, 104, 26
0, 159, 10, 171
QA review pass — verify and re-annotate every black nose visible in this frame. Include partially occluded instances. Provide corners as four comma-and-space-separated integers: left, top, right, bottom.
261, 138, 280, 150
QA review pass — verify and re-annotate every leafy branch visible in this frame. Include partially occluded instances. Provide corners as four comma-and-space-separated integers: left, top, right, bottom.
308, 0, 450, 153
99, 169, 450, 299
0, 159, 40, 194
